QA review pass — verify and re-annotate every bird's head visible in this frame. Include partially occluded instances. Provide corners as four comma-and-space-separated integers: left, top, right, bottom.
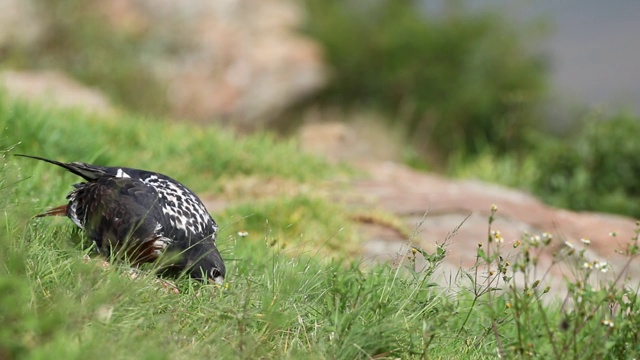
184, 241, 226, 285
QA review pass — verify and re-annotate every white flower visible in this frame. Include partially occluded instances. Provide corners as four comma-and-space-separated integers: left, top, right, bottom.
237, 230, 249, 237
595, 261, 609, 273
580, 238, 591, 245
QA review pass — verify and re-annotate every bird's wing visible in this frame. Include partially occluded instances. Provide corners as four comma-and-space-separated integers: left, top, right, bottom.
140, 175, 218, 242
73, 176, 169, 261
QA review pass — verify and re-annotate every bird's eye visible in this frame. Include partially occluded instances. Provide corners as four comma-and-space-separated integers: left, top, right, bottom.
210, 269, 222, 278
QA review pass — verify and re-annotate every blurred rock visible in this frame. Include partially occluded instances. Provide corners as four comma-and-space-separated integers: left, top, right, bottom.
348, 161, 640, 297
298, 111, 403, 164
0, 0, 45, 49
0, 70, 114, 114
203, 154, 640, 298
97, 0, 327, 125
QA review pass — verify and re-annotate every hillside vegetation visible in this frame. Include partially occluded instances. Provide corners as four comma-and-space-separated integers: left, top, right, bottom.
6, 0, 640, 219
2, 97, 640, 359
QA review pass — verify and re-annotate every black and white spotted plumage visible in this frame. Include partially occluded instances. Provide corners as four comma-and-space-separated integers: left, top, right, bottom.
18, 154, 225, 284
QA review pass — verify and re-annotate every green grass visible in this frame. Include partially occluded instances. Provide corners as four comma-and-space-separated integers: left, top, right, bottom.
2, 97, 640, 359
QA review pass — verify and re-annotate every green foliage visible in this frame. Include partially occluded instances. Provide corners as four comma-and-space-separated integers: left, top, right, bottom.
389, 205, 640, 359
0, 97, 334, 198
222, 195, 359, 255
4, 97, 640, 358
447, 147, 540, 190
0, 139, 451, 359
448, 112, 640, 219
532, 113, 640, 217
302, 0, 546, 160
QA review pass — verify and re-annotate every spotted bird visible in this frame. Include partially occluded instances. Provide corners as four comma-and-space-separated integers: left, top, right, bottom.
18, 154, 225, 284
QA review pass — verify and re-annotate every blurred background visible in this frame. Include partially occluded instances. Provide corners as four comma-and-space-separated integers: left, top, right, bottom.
1, 0, 640, 217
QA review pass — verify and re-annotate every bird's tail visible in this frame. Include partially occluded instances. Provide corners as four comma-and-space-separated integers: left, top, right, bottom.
35, 204, 68, 218
14, 154, 108, 180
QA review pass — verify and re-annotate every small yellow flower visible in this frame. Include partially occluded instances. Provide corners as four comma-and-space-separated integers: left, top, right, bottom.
491, 204, 498, 212
513, 240, 521, 248
506, 302, 511, 309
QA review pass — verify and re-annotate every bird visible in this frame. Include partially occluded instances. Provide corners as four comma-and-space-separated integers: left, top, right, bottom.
17, 154, 225, 284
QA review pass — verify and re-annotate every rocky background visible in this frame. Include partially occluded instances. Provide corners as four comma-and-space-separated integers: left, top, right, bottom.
2, 0, 638, 296
0, 0, 325, 125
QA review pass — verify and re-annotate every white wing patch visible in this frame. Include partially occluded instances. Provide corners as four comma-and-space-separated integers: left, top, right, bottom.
115, 168, 131, 178
142, 175, 217, 238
